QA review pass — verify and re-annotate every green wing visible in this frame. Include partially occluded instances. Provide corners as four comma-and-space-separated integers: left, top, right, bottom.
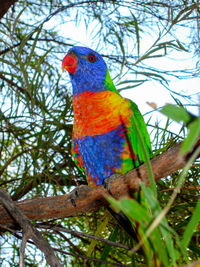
126, 100, 152, 166
105, 68, 152, 166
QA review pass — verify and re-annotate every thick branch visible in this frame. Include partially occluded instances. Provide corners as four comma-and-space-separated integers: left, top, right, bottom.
0, 188, 62, 267
0, 140, 199, 228
0, 0, 18, 20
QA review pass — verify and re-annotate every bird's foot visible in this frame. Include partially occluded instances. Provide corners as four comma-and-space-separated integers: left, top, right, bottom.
70, 185, 90, 207
103, 174, 121, 195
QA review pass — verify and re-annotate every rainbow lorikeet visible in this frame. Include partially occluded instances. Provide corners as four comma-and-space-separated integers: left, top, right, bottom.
62, 46, 152, 237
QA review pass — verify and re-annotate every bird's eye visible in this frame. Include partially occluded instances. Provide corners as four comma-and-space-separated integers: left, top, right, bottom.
88, 54, 96, 63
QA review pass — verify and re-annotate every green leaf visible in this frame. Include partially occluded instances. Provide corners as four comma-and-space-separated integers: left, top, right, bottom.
181, 117, 200, 154
141, 185, 176, 265
130, 10, 140, 56
87, 212, 109, 257
118, 81, 145, 91
160, 104, 200, 154
26, 25, 43, 66
120, 198, 151, 224
114, 31, 125, 75
106, 196, 151, 225
181, 199, 200, 249
97, 226, 119, 267
150, 227, 169, 266
11, 7, 26, 39
160, 104, 191, 124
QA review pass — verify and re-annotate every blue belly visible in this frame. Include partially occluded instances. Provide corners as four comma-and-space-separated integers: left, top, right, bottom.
73, 125, 126, 185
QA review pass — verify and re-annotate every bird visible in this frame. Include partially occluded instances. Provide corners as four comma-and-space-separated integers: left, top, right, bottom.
62, 46, 152, 238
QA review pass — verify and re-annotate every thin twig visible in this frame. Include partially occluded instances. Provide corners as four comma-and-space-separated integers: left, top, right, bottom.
39, 224, 130, 250
53, 247, 129, 267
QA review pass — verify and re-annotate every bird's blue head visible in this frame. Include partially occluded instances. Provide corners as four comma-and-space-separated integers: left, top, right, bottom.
62, 46, 108, 95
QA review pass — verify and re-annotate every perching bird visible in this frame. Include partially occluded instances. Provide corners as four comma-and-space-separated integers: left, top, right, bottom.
62, 46, 152, 237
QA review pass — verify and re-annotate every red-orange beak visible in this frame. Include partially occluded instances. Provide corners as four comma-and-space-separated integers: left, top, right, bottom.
62, 53, 78, 74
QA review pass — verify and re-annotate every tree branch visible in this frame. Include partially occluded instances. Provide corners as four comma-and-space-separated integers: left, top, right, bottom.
0, 188, 62, 266
0, 140, 199, 228
0, 0, 18, 20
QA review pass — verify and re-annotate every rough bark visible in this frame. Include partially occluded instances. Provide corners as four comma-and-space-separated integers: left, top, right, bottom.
0, 139, 199, 229
0, 0, 18, 20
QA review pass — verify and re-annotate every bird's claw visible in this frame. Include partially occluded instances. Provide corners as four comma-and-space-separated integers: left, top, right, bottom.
69, 185, 90, 207
103, 174, 121, 195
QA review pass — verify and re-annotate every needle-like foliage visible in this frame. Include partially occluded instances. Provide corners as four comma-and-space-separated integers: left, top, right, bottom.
0, 0, 199, 266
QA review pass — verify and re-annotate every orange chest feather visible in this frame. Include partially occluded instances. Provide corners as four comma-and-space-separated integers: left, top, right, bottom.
72, 91, 131, 139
